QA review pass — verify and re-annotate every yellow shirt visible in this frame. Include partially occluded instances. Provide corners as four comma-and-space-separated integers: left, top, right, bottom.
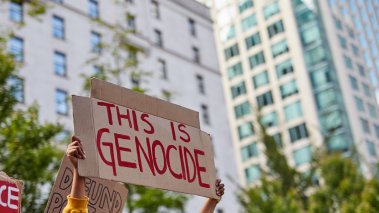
62, 196, 89, 213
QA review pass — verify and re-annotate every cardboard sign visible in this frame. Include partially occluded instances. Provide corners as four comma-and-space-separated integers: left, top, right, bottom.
45, 156, 128, 213
0, 172, 23, 213
73, 79, 218, 199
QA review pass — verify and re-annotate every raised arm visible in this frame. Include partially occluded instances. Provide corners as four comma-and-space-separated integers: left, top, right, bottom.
62, 136, 88, 213
200, 179, 225, 213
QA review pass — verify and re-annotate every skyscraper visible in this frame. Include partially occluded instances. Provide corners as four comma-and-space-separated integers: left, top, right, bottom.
203, 0, 379, 186
1, 0, 239, 211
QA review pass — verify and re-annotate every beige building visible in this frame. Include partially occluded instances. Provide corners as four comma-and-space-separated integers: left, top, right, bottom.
198, 0, 379, 186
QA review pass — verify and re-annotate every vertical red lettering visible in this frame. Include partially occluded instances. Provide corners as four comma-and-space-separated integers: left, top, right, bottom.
116, 106, 133, 128
178, 146, 186, 180
97, 102, 115, 125
114, 133, 137, 169
170, 121, 177, 141
166, 145, 183, 179
194, 149, 210, 188
96, 128, 117, 176
184, 147, 196, 183
132, 110, 139, 131
152, 140, 167, 175
141, 113, 155, 134
178, 124, 190, 143
135, 136, 156, 175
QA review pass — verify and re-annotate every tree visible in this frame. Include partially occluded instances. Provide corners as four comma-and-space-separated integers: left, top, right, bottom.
237, 117, 379, 213
0, 36, 64, 212
81, 2, 187, 211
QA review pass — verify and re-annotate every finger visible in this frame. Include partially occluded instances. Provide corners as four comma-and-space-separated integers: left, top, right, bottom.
72, 135, 80, 142
77, 146, 86, 159
216, 179, 221, 186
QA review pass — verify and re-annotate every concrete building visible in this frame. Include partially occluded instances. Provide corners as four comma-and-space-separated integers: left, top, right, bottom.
199, 0, 379, 187
330, 0, 379, 103
1, 0, 239, 212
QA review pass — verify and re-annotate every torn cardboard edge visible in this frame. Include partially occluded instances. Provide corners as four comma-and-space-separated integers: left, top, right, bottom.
90, 78, 200, 129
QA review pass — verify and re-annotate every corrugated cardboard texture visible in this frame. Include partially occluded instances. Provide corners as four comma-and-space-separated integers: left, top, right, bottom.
72, 96, 98, 178
74, 95, 218, 199
90, 78, 200, 129
44, 156, 128, 213
0, 172, 23, 213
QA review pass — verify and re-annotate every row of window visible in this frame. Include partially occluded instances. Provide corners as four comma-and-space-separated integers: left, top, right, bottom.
244, 144, 312, 183
224, 19, 286, 61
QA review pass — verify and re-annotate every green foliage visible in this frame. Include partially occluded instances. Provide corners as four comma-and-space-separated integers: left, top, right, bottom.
126, 185, 187, 213
238, 118, 379, 213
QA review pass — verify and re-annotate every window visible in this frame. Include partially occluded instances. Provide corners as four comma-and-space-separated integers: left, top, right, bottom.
344, 55, 353, 69
238, 122, 254, 139
9, 1, 23, 22
358, 64, 366, 77
56, 89, 69, 115
362, 83, 371, 97
256, 91, 273, 108
271, 40, 289, 58
252, 71, 269, 89
348, 28, 355, 38
296, 7, 315, 25
360, 118, 370, 134
284, 101, 303, 121
375, 124, 379, 139
53, 0, 64, 3
8, 75, 24, 103
280, 80, 298, 99
333, 17, 343, 30
53, 15, 65, 39
263, 1, 279, 19
9, 36, 24, 62
231, 81, 247, 99
301, 26, 321, 46
188, 18, 196, 37
241, 143, 258, 161
272, 133, 283, 147
261, 111, 278, 128
54, 51, 67, 76
91, 31, 101, 53
289, 123, 308, 142
315, 89, 337, 109
311, 67, 332, 88
354, 96, 364, 112
224, 44, 239, 60
196, 74, 205, 94
228, 63, 243, 79
192, 47, 200, 63
349, 75, 358, 90
151, 0, 160, 19
293, 145, 312, 166
241, 14, 257, 32
234, 101, 251, 118
320, 110, 343, 133
337, 35, 347, 49
366, 141, 377, 157
368, 104, 378, 118
127, 14, 136, 31
248, 51, 265, 69
154, 29, 163, 47
88, 0, 99, 18
305, 46, 327, 66
239, 0, 253, 13
276, 59, 293, 78
267, 20, 284, 38
245, 32, 261, 49
201, 104, 210, 125
158, 59, 167, 80
220, 25, 236, 42
352, 44, 359, 56
245, 165, 260, 183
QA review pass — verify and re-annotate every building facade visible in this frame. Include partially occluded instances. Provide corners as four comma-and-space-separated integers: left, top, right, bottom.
203, 0, 379, 186
1, 0, 239, 212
